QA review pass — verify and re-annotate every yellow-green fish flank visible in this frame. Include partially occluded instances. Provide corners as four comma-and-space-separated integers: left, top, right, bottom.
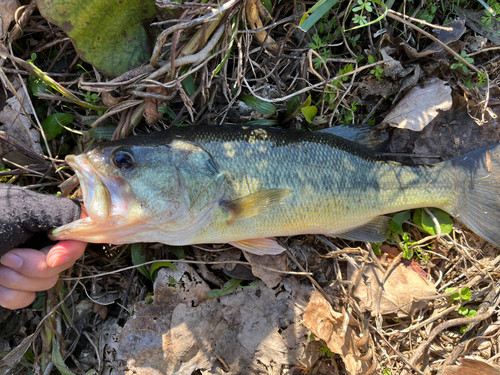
51, 126, 500, 255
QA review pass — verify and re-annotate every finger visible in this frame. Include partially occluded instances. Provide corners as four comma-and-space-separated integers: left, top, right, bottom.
1, 248, 64, 279
0, 265, 59, 292
45, 241, 87, 269
0, 285, 36, 310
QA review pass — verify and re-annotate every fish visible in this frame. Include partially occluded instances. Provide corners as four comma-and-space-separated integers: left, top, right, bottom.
50, 125, 500, 255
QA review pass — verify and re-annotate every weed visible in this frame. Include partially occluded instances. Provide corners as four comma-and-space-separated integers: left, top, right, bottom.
368, 55, 384, 81
308, 33, 332, 69
207, 279, 258, 298
445, 287, 477, 333
450, 51, 474, 74
334, 100, 359, 124
319, 344, 335, 358
352, 0, 373, 26
477, 71, 488, 85
481, 0, 500, 25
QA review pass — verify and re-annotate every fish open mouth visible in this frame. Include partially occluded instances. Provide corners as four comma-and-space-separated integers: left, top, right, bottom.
50, 154, 140, 243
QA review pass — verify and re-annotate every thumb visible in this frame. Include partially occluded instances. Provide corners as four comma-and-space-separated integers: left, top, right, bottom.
45, 240, 87, 268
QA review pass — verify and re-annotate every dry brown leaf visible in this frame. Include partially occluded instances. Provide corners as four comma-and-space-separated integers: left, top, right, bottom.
347, 261, 436, 317
382, 77, 452, 131
0, 0, 19, 38
117, 267, 318, 374
303, 291, 369, 375
0, 79, 42, 157
245, 0, 278, 52
422, 17, 467, 54
441, 358, 500, 375
242, 251, 287, 288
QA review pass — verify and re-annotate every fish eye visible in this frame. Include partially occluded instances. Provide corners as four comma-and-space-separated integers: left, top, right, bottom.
112, 149, 135, 170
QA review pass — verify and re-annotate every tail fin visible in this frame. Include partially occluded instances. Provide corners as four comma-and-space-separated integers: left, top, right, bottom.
447, 143, 500, 247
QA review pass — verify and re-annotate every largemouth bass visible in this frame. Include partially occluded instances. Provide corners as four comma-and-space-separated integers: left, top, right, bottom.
51, 125, 500, 254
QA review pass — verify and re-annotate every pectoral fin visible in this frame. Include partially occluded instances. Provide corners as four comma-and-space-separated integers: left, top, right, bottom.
336, 216, 390, 243
230, 238, 286, 255
222, 189, 292, 224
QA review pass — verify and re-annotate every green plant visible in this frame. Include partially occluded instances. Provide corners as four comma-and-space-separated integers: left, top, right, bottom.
413, 208, 453, 236
334, 100, 359, 124
207, 279, 258, 298
308, 33, 332, 69
352, 0, 373, 25
368, 55, 384, 81
382, 369, 392, 375
451, 51, 474, 74
319, 344, 335, 358
445, 287, 477, 333
0, 164, 12, 183
477, 71, 488, 85
481, 0, 500, 25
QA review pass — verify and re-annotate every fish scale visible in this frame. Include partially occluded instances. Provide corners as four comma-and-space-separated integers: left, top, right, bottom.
51, 126, 500, 255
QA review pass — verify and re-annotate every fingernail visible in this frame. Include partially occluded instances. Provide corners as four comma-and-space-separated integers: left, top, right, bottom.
0, 254, 24, 270
50, 255, 70, 268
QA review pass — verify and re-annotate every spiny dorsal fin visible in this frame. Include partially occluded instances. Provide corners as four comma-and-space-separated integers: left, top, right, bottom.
222, 189, 292, 224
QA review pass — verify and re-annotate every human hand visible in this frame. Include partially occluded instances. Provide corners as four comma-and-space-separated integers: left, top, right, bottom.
0, 240, 87, 309
0, 185, 86, 309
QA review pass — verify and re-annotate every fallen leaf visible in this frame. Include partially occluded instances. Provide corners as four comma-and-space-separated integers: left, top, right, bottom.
441, 358, 500, 375
390, 109, 500, 165
117, 267, 318, 374
422, 17, 466, 54
242, 251, 287, 288
455, 6, 500, 45
0, 79, 43, 158
303, 291, 369, 375
0, 0, 19, 38
347, 261, 437, 317
382, 77, 452, 131
37, 0, 157, 77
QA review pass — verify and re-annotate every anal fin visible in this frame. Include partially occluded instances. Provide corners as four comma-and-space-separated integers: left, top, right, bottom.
229, 238, 286, 256
336, 216, 390, 243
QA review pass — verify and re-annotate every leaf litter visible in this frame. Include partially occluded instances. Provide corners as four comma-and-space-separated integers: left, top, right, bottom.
1, 0, 500, 374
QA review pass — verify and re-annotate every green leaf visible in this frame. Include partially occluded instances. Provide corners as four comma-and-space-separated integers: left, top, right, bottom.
240, 94, 276, 115
150, 261, 177, 280
37, 0, 157, 77
182, 74, 195, 96
87, 125, 117, 140
458, 306, 468, 315
300, 0, 339, 32
445, 287, 461, 301
301, 105, 317, 123
41, 113, 74, 139
460, 287, 472, 300
220, 279, 243, 296
415, 208, 453, 236
207, 289, 223, 298
240, 280, 258, 289
52, 340, 75, 375
244, 119, 279, 126
286, 96, 301, 117
130, 243, 151, 280
28, 76, 50, 96
169, 246, 185, 259
390, 210, 410, 234
261, 0, 273, 14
